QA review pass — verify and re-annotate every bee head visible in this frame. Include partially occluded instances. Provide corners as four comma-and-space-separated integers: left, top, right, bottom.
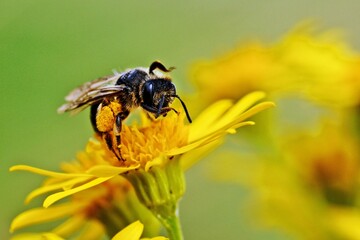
142, 79, 176, 110
142, 79, 192, 123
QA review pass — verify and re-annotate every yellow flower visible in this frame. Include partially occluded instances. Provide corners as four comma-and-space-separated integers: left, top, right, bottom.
10, 91, 273, 239
191, 23, 360, 107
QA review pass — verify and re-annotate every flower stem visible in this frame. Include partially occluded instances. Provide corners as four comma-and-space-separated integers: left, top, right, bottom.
157, 208, 183, 240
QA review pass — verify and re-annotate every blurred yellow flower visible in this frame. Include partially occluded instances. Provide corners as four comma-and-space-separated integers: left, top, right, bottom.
191, 24, 360, 107
191, 42, 272, 104
191, 23, 360, 239
282, 123, 360, 205
214, 122, 360, 240
11, 92, 274, 239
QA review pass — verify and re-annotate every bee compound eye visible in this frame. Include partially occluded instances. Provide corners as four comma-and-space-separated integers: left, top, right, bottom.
143, 81, 154, 104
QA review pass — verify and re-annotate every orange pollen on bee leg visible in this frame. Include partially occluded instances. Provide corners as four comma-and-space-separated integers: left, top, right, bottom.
96, 106, 115, 132
109, 101, 122, 114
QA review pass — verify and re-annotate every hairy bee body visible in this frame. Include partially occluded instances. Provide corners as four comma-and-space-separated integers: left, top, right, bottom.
58, 61, 191, 160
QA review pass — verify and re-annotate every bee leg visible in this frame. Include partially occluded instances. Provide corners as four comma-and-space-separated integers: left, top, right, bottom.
155, 95, 166, 118
141, 103, 158, 114
91, 103, 121, 159
102, 132, 122, 160
113, 111, 130, 161
160, 107, 179, 115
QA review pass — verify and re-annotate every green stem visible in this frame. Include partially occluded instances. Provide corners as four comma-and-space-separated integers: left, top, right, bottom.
157, 209, 183, 240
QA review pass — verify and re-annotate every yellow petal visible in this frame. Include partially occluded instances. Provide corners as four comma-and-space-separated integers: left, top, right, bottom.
200, 103, 271, 141
52, 215, 86, 237
214, 91, 266, 126
231, 121, 255, 129
188, 101, 274, 143
10, 165, 89, 178
185, 120, 255, 154
189, 99, 233, 140
167, 132, 225, 156
77, 220, 105, 240
230, 91, 266, 113
86, 164, 140, 177
11, 232, 64, 240
180, 139, 223, 170
25, 176, 91, 203
10, 202, 86, 232
112, 220, 144, 240
179, 121, 254, 170
43, 177, 112, 208
233, 101, 275, 123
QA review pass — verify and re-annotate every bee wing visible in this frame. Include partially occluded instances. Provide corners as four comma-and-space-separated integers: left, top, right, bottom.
58, 74, 125, 114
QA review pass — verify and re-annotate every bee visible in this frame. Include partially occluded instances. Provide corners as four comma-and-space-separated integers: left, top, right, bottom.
58, 61, 192, 160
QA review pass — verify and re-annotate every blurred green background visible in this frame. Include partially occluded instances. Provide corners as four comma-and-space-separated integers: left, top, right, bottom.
2, 1, 360, 239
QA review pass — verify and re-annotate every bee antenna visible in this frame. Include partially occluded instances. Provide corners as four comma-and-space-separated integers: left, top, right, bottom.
172, 95, 192, 123
149, 61, 175, 74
